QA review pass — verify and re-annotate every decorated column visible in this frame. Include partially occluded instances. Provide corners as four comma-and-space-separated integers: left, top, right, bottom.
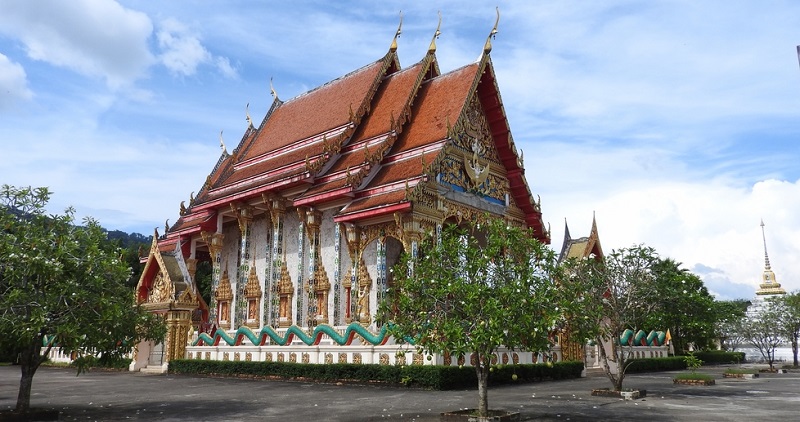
296, 207, 307, 327
304, 209, 331, 326
232, 203, 254, 328
342, 224, 357, 323
343, 224, 372, 324
333, 222, 342, 325
265, 195, 286, 328
201, 231, 224, 327
376, 234, 387, 308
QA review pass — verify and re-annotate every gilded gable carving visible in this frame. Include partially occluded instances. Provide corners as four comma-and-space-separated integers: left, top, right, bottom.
450, 95, 500, 163
436, 95, 510, 203
149, 272, 173, 304
215, 270, 233, 301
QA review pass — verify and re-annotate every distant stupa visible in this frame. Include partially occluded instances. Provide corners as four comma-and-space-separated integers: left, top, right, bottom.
749, 220, 786, 315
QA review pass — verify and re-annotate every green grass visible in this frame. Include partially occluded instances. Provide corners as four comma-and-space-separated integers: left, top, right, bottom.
673, 372, 715, 381
725, 368, 758, 375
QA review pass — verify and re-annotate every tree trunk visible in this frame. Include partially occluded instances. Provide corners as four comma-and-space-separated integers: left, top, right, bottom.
15, 341, 43, 412
792, 334, 798, 367
604, 337, 626, 391
597, 336, 619, 391
475, 354, 490, 418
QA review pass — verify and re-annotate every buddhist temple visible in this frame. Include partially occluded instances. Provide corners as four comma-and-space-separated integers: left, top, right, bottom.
133, 15, 550, 370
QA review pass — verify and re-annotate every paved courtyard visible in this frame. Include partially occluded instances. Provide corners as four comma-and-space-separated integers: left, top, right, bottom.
1, 365, 798, 421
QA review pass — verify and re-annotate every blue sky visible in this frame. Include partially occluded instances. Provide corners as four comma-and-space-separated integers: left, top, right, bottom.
1, 1, 799, 300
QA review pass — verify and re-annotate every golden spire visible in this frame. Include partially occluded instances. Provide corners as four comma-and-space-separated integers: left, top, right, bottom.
483, 7, 500, 55
390, 11, 403, 52
428, 11, 442, 54
760, 219, 771, 270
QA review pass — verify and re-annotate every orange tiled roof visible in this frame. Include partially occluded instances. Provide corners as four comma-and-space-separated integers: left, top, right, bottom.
168, 44, 546, 240
241, 59, 388, 161
391, 63, 478, 154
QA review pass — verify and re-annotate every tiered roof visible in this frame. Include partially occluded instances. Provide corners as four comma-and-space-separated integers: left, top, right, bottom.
559, 216, 603, 262
166, 21, 548, 242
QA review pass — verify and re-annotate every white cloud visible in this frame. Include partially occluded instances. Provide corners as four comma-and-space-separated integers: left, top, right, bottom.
537, 141, 800, 300
157, 18, 210, 76
156, 18, 237, 78
215, 56, 237, 79
0, 53, 32, 109
0, 114, 219, 234
0, 0, 153, 88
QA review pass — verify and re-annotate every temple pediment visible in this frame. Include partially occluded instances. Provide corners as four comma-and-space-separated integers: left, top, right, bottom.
136, 231, 199, 312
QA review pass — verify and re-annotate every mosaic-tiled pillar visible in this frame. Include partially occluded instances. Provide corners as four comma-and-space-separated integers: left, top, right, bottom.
266, 196, 285, 328
333, 223, 342, 325
376, 236, 387, 309
342, 224, 360, 323
304, 209, 329, 327
296, 207, 307, 327
232, 204, 253, 328
261, 214, 273, 329
201, 231, 224, 327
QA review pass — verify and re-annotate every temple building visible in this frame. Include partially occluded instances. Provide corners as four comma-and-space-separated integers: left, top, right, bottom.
748, 220, 786, 316
557, 217, 604, 363
133, 17, 549, 371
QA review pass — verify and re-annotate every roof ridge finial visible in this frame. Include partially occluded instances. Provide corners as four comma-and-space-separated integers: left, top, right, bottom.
483, 7, 500, 55
245, 102, 254, 129
270, 77, 279, 101
760, 219, 771, 270
219, 130, 229, 156
390, 11, 403, 52
428, 11, 442, 54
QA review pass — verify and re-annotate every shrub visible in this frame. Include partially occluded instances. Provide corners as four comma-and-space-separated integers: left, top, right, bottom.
625, 357, 686, 373
167, 360, 584, 390
694, 351, 745, 364
684, 352, 703, 375
673, 372, 714, 381
724, 368, 758, 375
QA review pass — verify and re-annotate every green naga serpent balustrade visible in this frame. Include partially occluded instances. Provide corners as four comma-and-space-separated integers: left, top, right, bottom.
192, 322, 414, 347
618, 329, 667, 346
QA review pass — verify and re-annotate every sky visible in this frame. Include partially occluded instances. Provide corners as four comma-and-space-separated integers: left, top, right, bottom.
1, 1, 799, 301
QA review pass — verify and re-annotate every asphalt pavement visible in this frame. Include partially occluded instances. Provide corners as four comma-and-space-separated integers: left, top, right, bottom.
1, 364, 798, 421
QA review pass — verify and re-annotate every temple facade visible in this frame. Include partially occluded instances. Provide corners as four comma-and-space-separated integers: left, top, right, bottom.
133, 19, 550, 370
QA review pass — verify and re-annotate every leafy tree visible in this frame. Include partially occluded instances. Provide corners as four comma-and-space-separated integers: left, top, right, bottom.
713, 299, 750, 352
642, 259, 716, 353
740, 303, 783, 371
194, 259, 213, 305
0, 185, 165, 413
561, 245, 659, 391
379, 219, 560, 418
105, 230, 152, 288
770, 292, 800, 367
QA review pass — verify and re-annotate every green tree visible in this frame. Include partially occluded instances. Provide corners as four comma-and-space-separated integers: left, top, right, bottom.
643, 259, 716, 353
712, 299, 750, 352
561, 245, 659, 391
771, 292, 800, 367
379, 219, 560, 418
740, 303, 783, 371
0, 185, 165, 413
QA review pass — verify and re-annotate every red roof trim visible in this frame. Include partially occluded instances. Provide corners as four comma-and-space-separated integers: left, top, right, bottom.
333, 202, 411, 223
358, 176, 423, 197
208, 161, 309, 198
293, 186, 354, 207
235, 123, 352, 171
